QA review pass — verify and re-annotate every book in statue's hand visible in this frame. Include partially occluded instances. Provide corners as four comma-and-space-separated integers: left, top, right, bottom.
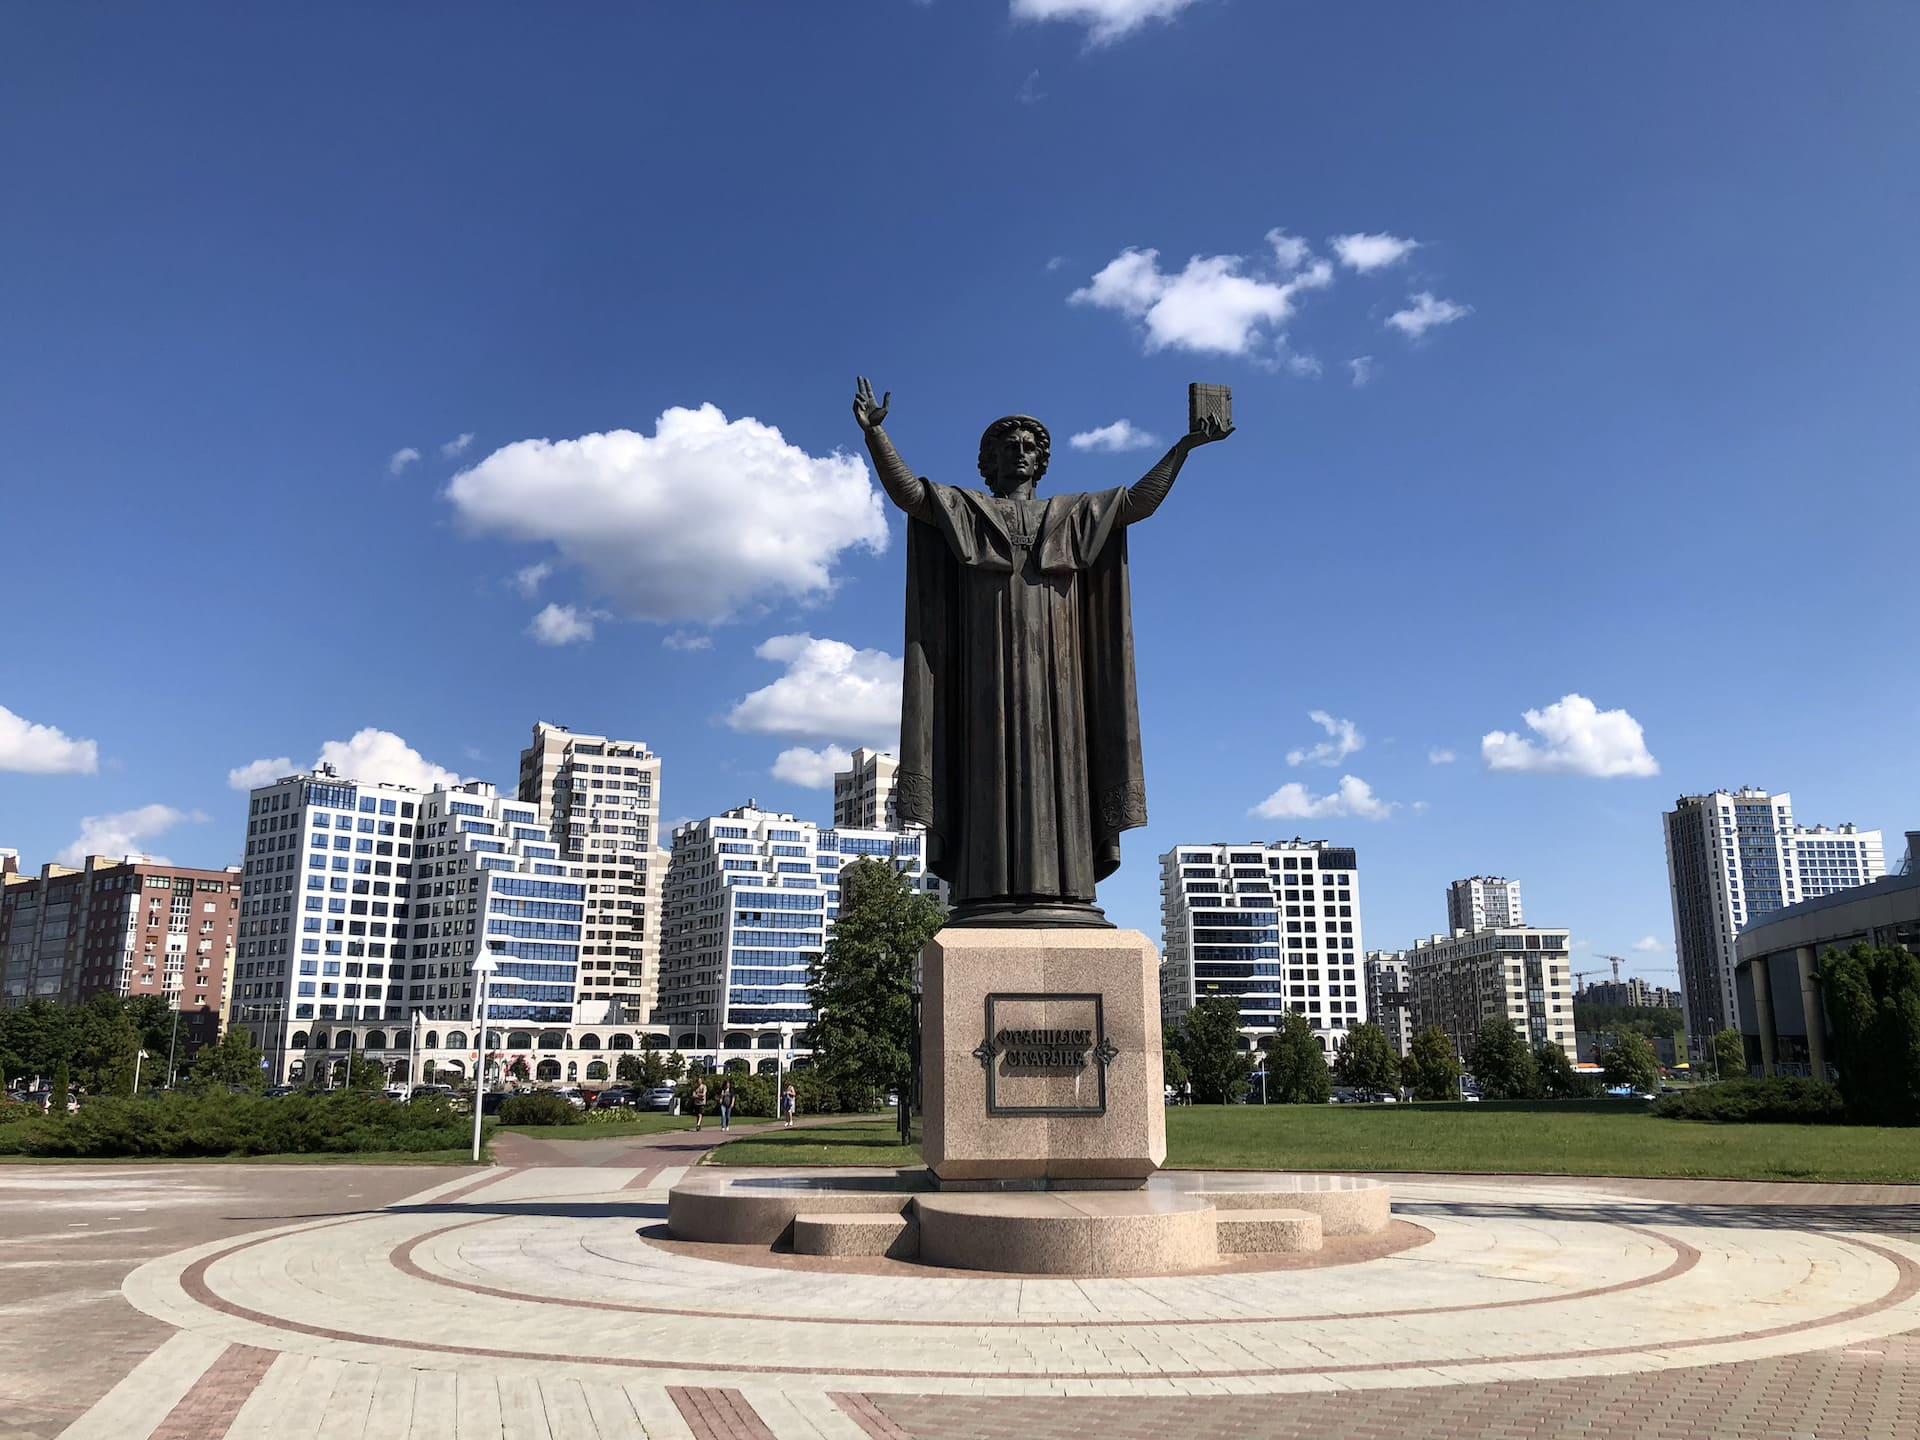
1188, 383, 1232, 434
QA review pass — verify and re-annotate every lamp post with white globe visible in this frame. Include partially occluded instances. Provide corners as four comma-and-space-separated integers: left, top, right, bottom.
469, 947, 500, 1164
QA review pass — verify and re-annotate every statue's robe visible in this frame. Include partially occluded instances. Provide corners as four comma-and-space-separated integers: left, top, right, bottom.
899, 480, 1146, 911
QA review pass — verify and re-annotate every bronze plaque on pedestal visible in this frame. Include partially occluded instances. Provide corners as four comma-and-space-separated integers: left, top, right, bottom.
976, 993, 1118, 1117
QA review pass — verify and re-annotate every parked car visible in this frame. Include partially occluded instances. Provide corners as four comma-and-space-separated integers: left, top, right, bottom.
551, 1086, 589, 1110
408, 1083, 456, 1104
637, 1085, 680, 1114
594, 1085, 637, 1110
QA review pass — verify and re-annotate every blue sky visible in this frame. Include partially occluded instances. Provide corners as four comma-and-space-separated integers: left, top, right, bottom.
4, 2, 1916, 978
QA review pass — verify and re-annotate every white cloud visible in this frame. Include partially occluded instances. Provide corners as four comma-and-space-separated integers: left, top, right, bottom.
1482, 694, 1660, 778
1330, 232, 1419, 272
526, 603, 599, 647
1045, 255, 1066, 272
1070, 237, 1334, 358
440, 432, 474, 458
1387, 291, 1472, 339
1251, 775, 1397, 822
1428, 747, 1456, 765
771, 744, 854, 790
1633, 935, 1668, 953
0, 704, 99, 774
1348, 356, 1377, 388
727, 633, 901, 743
1282, 349, 1322, 378
663, 630, 713, 652
388, 446, 421, 475
1018, 69, 1046, 104
1266, 228, 1311, 271
511, 561, 552, 598
315, 729, 463, 791
1069, 419, 1159, 453
227, 757, 293, 791
59, 804, 203, 865
1010, 0, 1203, 46
1287, 710, 1364, 767
444, 403, 888, 625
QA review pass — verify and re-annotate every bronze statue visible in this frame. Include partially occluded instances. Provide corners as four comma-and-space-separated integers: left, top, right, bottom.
854, 377, 1234, 928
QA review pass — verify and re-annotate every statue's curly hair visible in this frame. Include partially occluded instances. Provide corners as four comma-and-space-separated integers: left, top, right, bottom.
977, 415, 1051, 485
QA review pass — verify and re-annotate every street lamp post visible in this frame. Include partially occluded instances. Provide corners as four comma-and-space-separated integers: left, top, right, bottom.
469, 947, 499, 1164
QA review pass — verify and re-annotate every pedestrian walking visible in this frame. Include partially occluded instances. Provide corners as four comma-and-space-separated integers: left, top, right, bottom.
717, 1078, 735, 1131
690, 1077, 709, 1132
781, 1082, 798, 1128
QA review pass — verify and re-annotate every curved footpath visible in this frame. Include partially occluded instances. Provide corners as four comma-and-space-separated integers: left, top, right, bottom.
7, 1130, 1918, 1440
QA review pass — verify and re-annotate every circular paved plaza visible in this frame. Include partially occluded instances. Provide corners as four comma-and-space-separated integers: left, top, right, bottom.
39, 1144, 1920, 1439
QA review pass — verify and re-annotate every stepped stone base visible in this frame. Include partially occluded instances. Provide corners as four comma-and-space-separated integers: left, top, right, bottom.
1216, 1208, 1321, 1255
916, 1191, 1217, 1276
666, 1169, 1390, 1275
792, 1212, 919, 1259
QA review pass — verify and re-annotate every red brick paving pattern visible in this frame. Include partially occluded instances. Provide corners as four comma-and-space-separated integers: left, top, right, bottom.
668, 1385, 778, 1439
146, 1343, 279, 1440
866, 1329, 1920, 1440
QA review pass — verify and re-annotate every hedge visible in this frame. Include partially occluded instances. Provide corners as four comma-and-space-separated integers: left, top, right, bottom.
0, 1089, 474, 1158
1649, 1077, 1849, 1125
498, 1093, 582, 1127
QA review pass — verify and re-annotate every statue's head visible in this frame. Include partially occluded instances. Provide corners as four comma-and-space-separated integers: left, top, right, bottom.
977, 415, 1051, 497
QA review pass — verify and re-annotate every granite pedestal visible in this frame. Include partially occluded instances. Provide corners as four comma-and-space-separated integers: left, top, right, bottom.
920, 926, 1166, 1187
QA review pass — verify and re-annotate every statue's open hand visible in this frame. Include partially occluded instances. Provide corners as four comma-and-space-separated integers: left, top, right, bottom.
1182, 414, 1235, 448
853, 376, 891, 432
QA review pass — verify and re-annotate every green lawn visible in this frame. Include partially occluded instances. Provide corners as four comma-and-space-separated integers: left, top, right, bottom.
708, 1118, 921, 1167
496, 1114, 696, 1140
707, 1106, 1920, 1183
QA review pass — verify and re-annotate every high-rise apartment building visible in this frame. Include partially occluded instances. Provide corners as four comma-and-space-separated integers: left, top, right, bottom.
1362, 951, 1413, 1056
1159, 840, 1364, 1058
233, 767, 428, 1072
1445, 876, 1522, 934
409, 782, 587, 1027
234, 768, 591, 1080
0, 855, 241, 1014
1664, 789, 1883, 1053
1395, 927, 1576, 1061
656, 804, 935, 1043
833, 747, 901, 830
518, 722, 664, 1024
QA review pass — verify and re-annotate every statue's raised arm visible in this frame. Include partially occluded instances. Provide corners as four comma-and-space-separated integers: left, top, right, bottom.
854, 376, 932, 521
1120, 411, 1234, 525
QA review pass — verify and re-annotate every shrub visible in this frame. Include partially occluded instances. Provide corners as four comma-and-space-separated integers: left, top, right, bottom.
0, 1089, 472, 1158
1650, 1077, 1849, 1125
498, 1092, 582, 1127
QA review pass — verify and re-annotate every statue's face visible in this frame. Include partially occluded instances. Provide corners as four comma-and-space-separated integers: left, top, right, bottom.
987, 427, 1043, 496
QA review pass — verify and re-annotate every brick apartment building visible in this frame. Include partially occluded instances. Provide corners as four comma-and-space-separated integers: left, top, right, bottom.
1, 854, 242, 1027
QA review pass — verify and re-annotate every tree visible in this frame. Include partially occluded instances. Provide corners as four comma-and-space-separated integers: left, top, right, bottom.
1262, 1011, 1331, 1104
615, 1053, 644, 1086
50, 1058, 70, 1114
1404, 1026, 1462, 1101
1468, 1018, 1539, 1100
123, 995, 178, 1061
807, 858, 944, 1101
638, 1048, 668, 1088
189, 1027, 267, 1091
1819, 943, 1920, 1125
1711, 1027, 1748, 1082
0, 998, 73, 1086
506, 1056, 530, 1083
724, 1057, 750, 1075
71, 994, 141, 1094
1533, 1041, 1590, 1099
663, 1050, 687, 1083
1332, 1022, 1400, 1094
1172, 995, 1253, 1103
1601, 1032, 1660, 1093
